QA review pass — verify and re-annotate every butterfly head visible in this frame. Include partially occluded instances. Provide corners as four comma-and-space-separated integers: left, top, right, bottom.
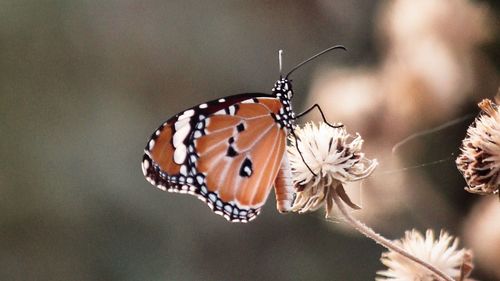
272, 77, 294, 101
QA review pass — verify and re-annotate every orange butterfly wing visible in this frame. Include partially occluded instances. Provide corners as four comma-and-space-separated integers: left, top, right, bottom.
142, 95, 286, 222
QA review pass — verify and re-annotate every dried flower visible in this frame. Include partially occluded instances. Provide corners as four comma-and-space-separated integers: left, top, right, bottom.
377, 229, 474, 281
456, 99, 500, 196
288, 122, 378, 217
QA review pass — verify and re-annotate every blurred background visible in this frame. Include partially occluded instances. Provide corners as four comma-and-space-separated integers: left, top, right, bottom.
1, 0, 499, 280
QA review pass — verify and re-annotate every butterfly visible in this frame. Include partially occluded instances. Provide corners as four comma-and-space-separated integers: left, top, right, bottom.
142, 45, 346, 222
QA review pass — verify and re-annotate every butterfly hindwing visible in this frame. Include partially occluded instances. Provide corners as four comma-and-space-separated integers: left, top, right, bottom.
142, 94, 287, 222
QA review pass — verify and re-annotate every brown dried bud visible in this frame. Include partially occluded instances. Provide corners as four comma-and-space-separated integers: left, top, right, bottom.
456, 99, 500, 196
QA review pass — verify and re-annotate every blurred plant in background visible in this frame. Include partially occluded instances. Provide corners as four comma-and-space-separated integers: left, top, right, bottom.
308, 0, 497, 227
306, 0, 499, 278
463, 197, 500, 279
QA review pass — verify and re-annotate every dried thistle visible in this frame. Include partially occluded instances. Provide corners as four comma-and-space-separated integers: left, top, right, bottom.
377, 229, 474, 281
287, 122, 378, 217
456, 99, 500, 196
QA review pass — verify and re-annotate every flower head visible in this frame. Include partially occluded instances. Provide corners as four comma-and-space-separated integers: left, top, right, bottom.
288, 122, 378, 217
377, 229, 474, 281
456, 99, 500, 196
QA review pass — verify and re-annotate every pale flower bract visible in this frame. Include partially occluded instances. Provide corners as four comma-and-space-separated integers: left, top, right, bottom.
288, 122, 378, 217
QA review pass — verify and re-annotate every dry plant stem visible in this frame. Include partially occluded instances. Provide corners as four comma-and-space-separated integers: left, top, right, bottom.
331, 189, 455, 281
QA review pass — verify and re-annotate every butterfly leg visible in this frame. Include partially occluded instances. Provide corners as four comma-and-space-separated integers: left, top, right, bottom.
295, 104, 343, 128
291, 129, 317, 177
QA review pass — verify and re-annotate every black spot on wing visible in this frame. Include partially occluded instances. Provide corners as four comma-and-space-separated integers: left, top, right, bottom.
236, 123, 245, 132
226, 146, 238, 157
239, 157, 253, 177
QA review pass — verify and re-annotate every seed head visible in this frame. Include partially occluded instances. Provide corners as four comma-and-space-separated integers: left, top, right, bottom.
288, 122, 377, 217
456, 99, 500, 196
377, 229, 474, 281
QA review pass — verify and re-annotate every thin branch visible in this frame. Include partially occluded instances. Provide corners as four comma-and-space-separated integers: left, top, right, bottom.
331, 188, 455, 281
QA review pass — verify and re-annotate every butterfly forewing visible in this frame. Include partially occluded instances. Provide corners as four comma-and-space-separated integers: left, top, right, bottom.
142, 94, 287, 222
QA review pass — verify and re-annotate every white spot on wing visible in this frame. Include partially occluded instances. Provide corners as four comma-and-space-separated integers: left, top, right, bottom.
208, 193, 217, 202
148, 139, 155, 150
178, 109, 195, 120
173, 124, 191, 148
190, 155, 197, 163
174, 117, 190, 131
196, 175, 204, 185
173, 145, 187, 164
193, 130, 202, 138
196, 121, 206, 129
243, 166, 252, 176
141, 160, 149, 175
143, 159, 150, 169
180, 165, 187, 175
199, 103, 208, 109
218, 98, 226, 103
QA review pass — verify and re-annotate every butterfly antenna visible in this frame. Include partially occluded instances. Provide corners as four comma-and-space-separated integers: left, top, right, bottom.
285, 45, 347, 79
279, 49, 284, 77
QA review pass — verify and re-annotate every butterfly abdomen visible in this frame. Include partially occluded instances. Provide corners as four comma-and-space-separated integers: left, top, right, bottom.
274, 154, 295, 213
